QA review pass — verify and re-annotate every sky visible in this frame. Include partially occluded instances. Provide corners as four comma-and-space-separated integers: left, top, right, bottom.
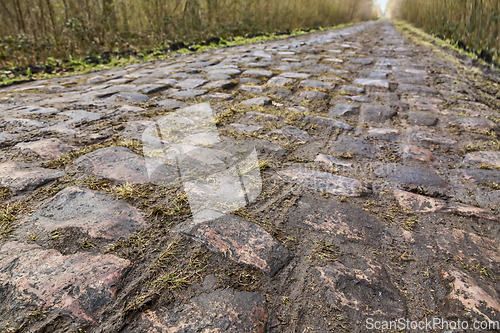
376, 0, 388, 13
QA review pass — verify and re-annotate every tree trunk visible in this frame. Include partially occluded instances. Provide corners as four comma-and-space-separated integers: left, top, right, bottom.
0, 0, 16, 35
38, 0, 46, 36
45, 0, 58, 36
13, 0, 26, 33
103, 0, 116, 29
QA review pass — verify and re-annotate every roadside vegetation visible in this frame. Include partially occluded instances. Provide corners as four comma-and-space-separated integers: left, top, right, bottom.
387, 0, 499, 65
0, 23, 355, 86
0, 0, 377, 77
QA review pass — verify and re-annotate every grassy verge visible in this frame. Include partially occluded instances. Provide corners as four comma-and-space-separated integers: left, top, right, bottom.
0, 22, 361, 88
393, 20, 498, 70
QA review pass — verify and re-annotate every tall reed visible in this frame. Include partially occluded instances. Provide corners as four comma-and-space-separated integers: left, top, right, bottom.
388, 0, 499, 63
0, 0, 376, 67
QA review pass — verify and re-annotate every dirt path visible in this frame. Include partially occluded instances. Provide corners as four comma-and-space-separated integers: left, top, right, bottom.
1, 20, 500, 333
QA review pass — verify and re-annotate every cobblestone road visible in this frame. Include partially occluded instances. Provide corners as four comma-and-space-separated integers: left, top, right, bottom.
1, 20, 500, 332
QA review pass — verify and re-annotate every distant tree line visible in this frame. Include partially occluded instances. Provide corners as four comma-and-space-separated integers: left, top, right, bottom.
0, 0, 377, 67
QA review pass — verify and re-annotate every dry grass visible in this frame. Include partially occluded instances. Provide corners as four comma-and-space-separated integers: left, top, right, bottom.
402, 217, 418, 231
482, 181, 500, 190
151, 244, 207, 290
0, 188, 11, 202
0, 203, 22, 238
111, 183, 148, 199
42, 140, 139, 169
312, 241, 338, 261
42, 142, 110, 169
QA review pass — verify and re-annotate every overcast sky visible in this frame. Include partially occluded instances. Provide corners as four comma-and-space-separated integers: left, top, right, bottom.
376, 0, 388, 13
